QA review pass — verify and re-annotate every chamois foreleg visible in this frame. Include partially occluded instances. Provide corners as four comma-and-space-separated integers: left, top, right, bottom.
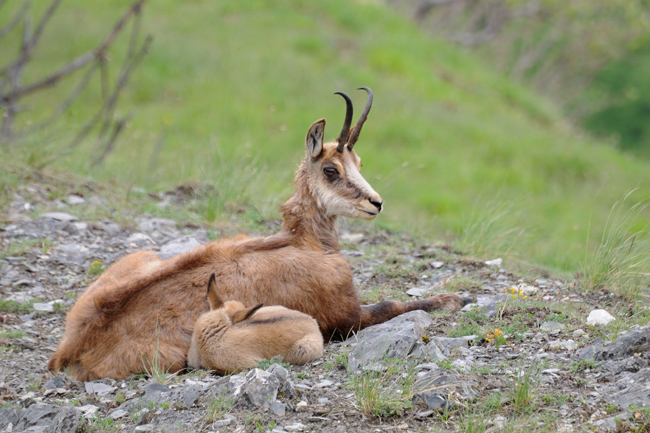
358, 294, 473, 329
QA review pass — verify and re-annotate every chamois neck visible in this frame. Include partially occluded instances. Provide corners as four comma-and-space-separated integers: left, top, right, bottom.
280, 168, 340, 251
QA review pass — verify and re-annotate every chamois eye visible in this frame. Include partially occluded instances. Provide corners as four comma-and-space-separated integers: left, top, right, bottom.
323, 167, 338, 176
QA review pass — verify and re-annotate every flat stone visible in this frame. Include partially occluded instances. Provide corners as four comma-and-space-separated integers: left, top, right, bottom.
157, 237, 202, 260
284, 423, 307, 432
270, 401, 286, 417
413, 367, 477, 410
108, 409, 128, 419
43, 376, 66, 390
134, 426, 154, 432
485, 258, 502, 267
540, 321, 565, 332
125, 233, 155, 247
0, 408, 21, 430
14, 404, 59, 431
40, 212, 78, 221
66, 196, 85, 205
549, 340, 577, 351
48, 407, 80, 433
406, 288, 424, 297
33, 303, 54, 313
430, 261, 445, 269
593, 412, 629, 432
84, 382, 115, 396
588, 309, 615, 325
213, 419, 233, 427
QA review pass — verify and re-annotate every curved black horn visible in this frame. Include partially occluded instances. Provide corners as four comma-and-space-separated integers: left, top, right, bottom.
347, 87, 373, 150
334, 91, 353, 153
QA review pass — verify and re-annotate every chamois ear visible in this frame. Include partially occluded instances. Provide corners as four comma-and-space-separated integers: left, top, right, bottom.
206, 273, 224, 310
231, 303, 264, 325
305, 119, 325, 160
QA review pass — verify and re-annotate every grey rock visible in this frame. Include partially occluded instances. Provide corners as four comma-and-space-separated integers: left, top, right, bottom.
238, 369, 280, 408
461, 294, 506, 318
270, 401, 286, 416
108, 409, 128, 420
540, 321, 565, 332
412, 367, 477, 410
157, 237, 202, 260
0, 408, 21, 430
600, 357, 648, 379
268, 364, 297, 398
84, 381, 115, 396
47, 407, 80, 433
125, 233, 155, 247
549, 340, 576, 351
43, 376, 66, 390
593, 412, 628, 432
40, 213, 78, 222
579, 328, 650, 362
15, 404, 59, 431
433, 335, 477, 357
152, 409, 201, 433
137, 218, 176, 232
347, 311, 433, 371
601, 368, 650, 409
284, 423, 307, 432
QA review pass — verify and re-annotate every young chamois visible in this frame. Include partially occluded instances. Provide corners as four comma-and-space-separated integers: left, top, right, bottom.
187, 274, 323, 374
48, 87, 472, 381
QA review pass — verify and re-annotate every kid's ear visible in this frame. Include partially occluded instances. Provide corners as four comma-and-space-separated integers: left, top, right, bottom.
206, 273, 224, 310
231, 303, 264, 324
305, 119, 325, 160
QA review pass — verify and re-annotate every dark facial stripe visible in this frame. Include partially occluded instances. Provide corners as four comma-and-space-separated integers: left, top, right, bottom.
236, 316, 294, 327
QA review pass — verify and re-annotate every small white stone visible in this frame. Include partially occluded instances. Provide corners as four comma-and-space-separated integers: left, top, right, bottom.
66, 196, 85, 205
430, 261, 445, 269
33, 303, 54, 313
340, 233, 363, 243
485, 258, 502, 267
587, 309, 615, 325
406, 288, 424, 297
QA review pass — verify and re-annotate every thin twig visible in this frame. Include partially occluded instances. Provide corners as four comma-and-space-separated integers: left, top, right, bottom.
92, 112, 133, 167
0, 0, 33, 41
0, 0, 147, 101
70, 34, 151, 150
26, 61, 101, 134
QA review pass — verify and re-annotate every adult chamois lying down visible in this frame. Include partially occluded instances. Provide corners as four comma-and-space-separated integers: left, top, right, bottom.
187, 274, 324, 374
48, 88, 472, 381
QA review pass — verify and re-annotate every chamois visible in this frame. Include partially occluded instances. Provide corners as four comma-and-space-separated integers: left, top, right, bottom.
187, 274, 323, 373
48, 87, 471, 381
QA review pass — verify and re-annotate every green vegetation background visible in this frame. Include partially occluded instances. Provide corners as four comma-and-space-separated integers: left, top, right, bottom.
1, 0, 649, 274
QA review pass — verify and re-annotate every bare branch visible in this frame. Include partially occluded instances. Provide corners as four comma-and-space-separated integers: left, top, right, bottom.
26, 61, 100, 133
0, 0, 33, 41
69, 34, 152, 150
92, 113, 132, 167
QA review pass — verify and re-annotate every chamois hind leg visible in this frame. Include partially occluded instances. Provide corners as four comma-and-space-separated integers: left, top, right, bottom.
358, 294, 473, 329
284, 335, 324, 365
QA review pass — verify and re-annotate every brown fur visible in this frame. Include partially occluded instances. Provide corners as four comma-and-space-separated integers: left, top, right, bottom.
187, 274, 323, 374
48, 95, 467, 381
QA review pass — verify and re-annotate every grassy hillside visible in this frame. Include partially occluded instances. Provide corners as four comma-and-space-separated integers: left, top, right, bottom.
1, 0, 649, 274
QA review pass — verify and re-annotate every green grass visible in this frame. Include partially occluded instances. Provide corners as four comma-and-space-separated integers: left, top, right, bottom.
581, 191, 650, 299
1, 0, 650, 281
349, 359, 416, 417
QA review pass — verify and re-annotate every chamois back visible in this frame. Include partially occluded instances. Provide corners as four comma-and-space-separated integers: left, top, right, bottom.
187, 274, 323, 374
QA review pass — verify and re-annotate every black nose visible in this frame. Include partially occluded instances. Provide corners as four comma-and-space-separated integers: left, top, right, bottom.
369, 198, 383, 212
